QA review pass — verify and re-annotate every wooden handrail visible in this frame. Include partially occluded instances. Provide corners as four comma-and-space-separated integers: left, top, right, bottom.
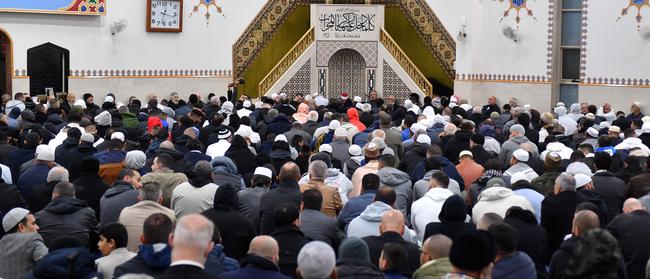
380, 28, 433, 96
258, 27, 315, 97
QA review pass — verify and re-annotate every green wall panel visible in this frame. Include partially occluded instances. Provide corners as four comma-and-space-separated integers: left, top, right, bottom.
241, 5, 311, 98
384, 7, 453, 88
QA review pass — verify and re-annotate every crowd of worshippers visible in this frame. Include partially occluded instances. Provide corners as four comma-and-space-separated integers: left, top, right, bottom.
0, 89, 650, 279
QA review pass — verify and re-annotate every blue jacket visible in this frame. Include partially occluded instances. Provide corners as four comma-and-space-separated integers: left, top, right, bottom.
492, 252, 537, 279
17, 164, 52, 201
113, 244, 171, 278
184, 151, 212, 166
352, 121, 380, 146
337, 191, 376, 230
410, 156, 464, 190
27, 247, 97, 279
93, 150, 126, 165
205, 244, 240, 276
220, 254, 291, 279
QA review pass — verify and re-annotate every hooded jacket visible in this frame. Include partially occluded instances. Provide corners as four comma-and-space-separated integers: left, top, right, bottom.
337, 191, 376, 230
347, 201, 416, 242
225, 135, 256, 176
66, 142, 97, 181
211, 156, 245, 190
377, 167, 413, 216
202, 186, 257, 261
424, 195, 475, 242
336, 238, 384, 279
505, 208, 549, 279
35, 197, 97, 248
238, 186, 269, 232
472, 187, 535, 223
172, 179, 218, 218
398, 143, 429, 176
99, 181, 138, 225
414, 170, 462, 202
347, 108, 366, 132
511, 181, 544, 224
411, 187, 455, 242
271, 226, 311, 278
113, 244, 171, 278
267, 115, 292, 136
73, 171, 110, 220
259, 179, 303, 234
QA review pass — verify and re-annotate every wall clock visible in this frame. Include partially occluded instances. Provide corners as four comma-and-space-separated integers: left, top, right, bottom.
147, 0, 183, 32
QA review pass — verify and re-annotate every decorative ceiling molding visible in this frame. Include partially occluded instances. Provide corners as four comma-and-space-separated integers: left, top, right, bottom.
231, 0, 456, 81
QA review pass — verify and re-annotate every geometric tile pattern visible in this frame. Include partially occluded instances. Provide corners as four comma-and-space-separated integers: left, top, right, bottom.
328, 49, 367, 98
546, 0, 555, 79
584, 77, 650, 86
280, 59, 311, 97
580, 0, 589, 81
383, 61, 413, 102
233, 0, 456, 81
317, 41, 378, 68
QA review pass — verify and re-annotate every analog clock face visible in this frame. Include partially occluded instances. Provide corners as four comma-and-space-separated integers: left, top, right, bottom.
150, 0, 181, 29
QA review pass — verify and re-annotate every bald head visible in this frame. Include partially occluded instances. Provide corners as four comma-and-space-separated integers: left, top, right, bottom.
248, 236, 279, 263
422, 234, 452, 264
572, 210, 600, 237
279, 162, 300, 182
160, 140, 175, 150
379, 210, 405, 235
623, 198, 645, 214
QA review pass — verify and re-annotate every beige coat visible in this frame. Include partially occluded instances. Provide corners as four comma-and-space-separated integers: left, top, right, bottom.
350, 160, 380, 197
140, 168, 188, 207
300, 179, 343, 218
118, 201, 176, 252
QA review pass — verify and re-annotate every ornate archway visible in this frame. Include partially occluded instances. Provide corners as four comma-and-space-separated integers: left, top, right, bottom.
0, 28, 12, 96
328, 49, 367, 98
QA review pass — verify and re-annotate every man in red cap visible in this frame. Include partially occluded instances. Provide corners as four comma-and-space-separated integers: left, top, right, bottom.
341, 92, 353, 109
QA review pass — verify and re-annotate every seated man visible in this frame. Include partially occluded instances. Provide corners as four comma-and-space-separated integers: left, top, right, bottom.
220, 236, 291, 279
0, 208, 48, 279
95, 223, 136, 279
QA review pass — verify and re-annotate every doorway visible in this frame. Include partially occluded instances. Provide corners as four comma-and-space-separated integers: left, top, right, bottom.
27, 43, 70, 97
0, 29, 11, 97
327, 49, 367, 99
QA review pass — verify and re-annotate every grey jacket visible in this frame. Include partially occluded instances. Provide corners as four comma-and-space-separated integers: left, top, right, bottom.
346, 201, 416, 243
329, 139, 351, 164
413, 170, 462, 202
499, 136, 539, 167
238, 187, 269, 232
0, 233, 48, 279
377, 167, 412, 216
99, 182, 139, 225
299, 209, 341, 247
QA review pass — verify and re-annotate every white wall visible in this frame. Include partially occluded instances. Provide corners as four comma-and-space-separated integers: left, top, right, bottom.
1, 0, 267, 101
583, 0, 650, 85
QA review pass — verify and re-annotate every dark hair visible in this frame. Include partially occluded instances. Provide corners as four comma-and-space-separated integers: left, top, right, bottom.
210, 225, 222, 244
381, 243, 407, 272
25, 132, 41, 147
99, 223, 129, 248
6, 215, 29, 234
579, 143, 594, 154
117, 168, 137, 181
188, 94, 199, 104
251, 175, 272, 188
108, 139, 125, 150
375, 187, 396, 205
362, 173, 380, 191
143, 213, 173, 244
588, 105, 597, 114
570, 151, 585, 162
379, 154, 396, 168
518, 113, 531, 128
503, 104, 511, 111
487, 223, 519, 254
597, 135, 610, 147
431, 171, 450, 188
424, 157, 442, 172
155, 153, 174, 169
594, 152, 611, 171
576, 202, 599, 213
302, 189, 323, 211
67, 127, 82, 139
483, 159, 502, 171
273, 203, 300, 227
0, 130, 7, 142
